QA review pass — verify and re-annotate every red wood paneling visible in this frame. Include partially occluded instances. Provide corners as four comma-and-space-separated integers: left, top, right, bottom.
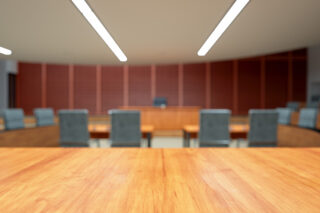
155, 65, 179, 106
128, 66, 152, 106
73, 65, 97, 113
265, 60, 288, 108
16, 48, 307, 115
101, 66, 124, 112
18, 62, 42, 115
183, 63, 206, 107
238, 60, 261, 114
210, 61, 234, 110
292, 60, 307, 101
292, 48, 307, 57
46, 64, 69, 112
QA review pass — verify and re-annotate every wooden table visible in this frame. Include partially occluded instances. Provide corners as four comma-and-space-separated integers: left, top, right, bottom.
0, 148, 319, 212
88, 124, 154, 147
183, 124, 249, 147
119, 106, 200, 130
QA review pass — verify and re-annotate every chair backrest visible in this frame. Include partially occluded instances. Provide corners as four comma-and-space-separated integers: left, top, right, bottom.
286, 102, 299, 111
306, 102, 320, 109
199, 109, 230, 147
109, 110, 141, 147
248, 110, 278, 147
298, 108, 318, 129
3, 109, 25, 130
58, 110, 89, 147
34, 108, 55, 127
153, 97, 167, 107
276, 108, 292, 125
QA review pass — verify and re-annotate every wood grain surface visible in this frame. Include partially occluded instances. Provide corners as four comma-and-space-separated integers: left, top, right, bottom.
183, 124, 249, 139
0, 126, 60, 147
88, 124, 154, 139
0, 148, 319, 212
278, 125, 320, 147
119, 106, 200, 130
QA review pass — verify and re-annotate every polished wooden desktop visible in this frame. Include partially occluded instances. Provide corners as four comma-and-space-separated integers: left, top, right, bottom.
0, 148, 319, 212
88, 124, 154, 147
183, 124, 249, 147
119, 106, 200, 130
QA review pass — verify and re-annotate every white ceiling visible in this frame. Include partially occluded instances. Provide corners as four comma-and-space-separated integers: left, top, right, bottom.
0, 0, 320, 65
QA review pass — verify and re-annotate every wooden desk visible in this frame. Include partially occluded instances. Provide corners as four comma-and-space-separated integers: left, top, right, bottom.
0, 148, 319, 212
119, 106, 200, 130
183, 124, 249, 147
0, 126, 60, 147
88, 124, 154, 147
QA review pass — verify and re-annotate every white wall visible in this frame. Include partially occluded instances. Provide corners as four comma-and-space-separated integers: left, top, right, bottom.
308, 44, 320, 102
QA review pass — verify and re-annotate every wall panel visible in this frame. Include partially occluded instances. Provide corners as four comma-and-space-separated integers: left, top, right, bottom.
101, 66, 124, 112
155, 65, 179, 106
16, 48, 307, 115
183, 63, 206, 107
74, 65, 97, 113
18, 63, 42, 114
46, 64, 69, 112
128, 66, 151, 106
292, 60, 307, 101
210, 61, 234, 110
265, 60, 288, 108
238, 60, 261, 114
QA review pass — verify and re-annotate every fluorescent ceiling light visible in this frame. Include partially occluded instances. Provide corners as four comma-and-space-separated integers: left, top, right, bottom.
72, 0, 127, 62
198, 0, 250, 56
0, 46, 12, 55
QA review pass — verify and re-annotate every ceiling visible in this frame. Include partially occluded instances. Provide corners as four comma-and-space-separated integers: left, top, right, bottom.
0, 0, 320, 65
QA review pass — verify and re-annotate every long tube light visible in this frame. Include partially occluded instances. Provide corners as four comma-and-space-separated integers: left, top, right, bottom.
0, 46, 12, 55
198, 0, 250, 56
72, 0, 127, 62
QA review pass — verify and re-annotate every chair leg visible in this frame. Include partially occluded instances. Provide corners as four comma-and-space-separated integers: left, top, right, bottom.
147, 133, 152, 148
186, 132, 191, 147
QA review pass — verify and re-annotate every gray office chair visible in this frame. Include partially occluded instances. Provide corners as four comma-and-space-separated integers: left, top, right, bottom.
34, 108, 55, 127
153, 97, 167, 107
298, 108, 318, 129
199, 109, 231, 147
306, 102, 320, 109
276, 108, 292, 125
286, 102, 299, 111
248, 110, 278, 147
3, 109, 25, 130
109, 110, 141, 147
58, 110, 90, 147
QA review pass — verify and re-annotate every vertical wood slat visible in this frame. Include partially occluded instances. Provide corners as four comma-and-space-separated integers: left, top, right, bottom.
68, 64, 74, 109
151, 65, 156, 100
41, 63, 47, 108
178, 64, 183, 106
288, 52, 293, 101
206, 62, 211, 108
260, 57, 266, 108
233, 60, 238, 114
96, 65, 102, 114
123, 65, 129, 106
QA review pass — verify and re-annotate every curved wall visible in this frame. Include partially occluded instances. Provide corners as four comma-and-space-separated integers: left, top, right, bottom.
17, 49, 307, 115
